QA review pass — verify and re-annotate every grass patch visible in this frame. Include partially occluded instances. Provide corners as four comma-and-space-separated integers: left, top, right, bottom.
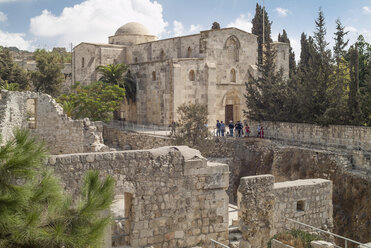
267, 229, 320, 248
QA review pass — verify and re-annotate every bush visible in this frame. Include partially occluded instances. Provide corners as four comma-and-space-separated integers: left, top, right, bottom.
267, 229, 319, 248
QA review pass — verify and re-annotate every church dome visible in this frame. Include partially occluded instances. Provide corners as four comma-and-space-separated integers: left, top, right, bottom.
115, 22, 151, 36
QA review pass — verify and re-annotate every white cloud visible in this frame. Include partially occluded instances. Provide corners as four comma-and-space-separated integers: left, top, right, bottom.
275, 7, 289, 17
29, 0, 168, 48
0, 29, 34, 50
227, 14, 252, 32
172, 20, 202, 37
0, 11, 7, 22
345, 26, 357, 32
362, 6, 371, 13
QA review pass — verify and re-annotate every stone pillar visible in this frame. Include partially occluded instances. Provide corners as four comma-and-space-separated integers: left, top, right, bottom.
238, 175, 275, 248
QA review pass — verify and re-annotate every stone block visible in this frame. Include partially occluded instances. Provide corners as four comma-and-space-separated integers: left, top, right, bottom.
310, 240, 335, 248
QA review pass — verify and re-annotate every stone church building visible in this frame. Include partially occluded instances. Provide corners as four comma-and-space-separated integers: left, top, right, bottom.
72, 22, 289, 126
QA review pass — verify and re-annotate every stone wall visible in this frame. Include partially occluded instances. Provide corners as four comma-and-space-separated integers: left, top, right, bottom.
273, 179, 333, 233
271, 239, 295, 248
0, 90, 108, 154
237, 175, 333, 248
47, 146, 229, 248
248, 120, 371, 152
103, 125, 175, 150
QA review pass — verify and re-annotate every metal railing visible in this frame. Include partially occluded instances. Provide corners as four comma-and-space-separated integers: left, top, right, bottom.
287, 218, 371, 248
210, 239, 230, 248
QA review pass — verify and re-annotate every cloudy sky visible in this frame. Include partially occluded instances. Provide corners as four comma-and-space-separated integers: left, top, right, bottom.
1, 0, 371, 60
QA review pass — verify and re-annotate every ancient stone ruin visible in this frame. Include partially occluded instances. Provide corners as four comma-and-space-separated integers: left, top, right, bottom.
0, 90, 369, 248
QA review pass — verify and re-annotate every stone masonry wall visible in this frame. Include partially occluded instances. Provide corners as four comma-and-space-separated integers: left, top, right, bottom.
47, 146, 229, 248
249, 120, 371, 152
273, 179, 333, 233
237, 175, 333, 248
103, 125, 175, 150
0, 90, 107, 154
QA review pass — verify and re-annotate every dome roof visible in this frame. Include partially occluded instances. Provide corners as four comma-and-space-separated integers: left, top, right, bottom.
115, 22, 151, 36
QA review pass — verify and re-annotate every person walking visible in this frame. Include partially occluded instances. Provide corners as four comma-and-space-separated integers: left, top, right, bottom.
169, 121, 176, 136
216, 120, 221, 136
228, 120, 234, 137
260, 126, 264, 138
245, 123, 250, 137
221, 121, 226, 137
257, 124, 261, 137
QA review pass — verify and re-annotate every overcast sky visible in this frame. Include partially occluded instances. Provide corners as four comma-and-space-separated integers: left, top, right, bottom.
1, 0, 371, 61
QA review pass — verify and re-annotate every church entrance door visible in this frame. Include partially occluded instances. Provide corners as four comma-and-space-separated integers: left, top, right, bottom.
225, 104, 234, 123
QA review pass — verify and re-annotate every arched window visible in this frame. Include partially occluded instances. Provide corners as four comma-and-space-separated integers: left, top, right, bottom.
187, 47, 192, 58
230, 68, 236, 82
152, 71, 156, 81
225, 36, 240, 62
160, 50, 165, 60
189, 70, 195, 81
81, 57, 85, 68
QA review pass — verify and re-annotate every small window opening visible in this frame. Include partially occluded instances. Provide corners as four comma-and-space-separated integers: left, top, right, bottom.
81, 57, 85, 68
187, 47, 192, 58
26, 98, 36, 129
297, 200, 305, 211
230, 68, 236, 82
134, 57, 138, 63
189, 70, 195, 81
152, 71, 156, 81
160, 50, 165, 60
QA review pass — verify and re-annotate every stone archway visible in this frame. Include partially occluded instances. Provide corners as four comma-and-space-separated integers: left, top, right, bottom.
223, 90, 241, 124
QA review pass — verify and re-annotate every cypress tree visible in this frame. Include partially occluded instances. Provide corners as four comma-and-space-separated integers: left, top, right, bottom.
245, 42, 290, 121
251, 3, 272, 64
348, 45, 362, 124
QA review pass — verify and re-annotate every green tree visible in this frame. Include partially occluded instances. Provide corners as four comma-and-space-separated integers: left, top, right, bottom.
278, 29, 297, 79
245, 43, 292, 122
348, 45, 362, 124
0, 129, 115, 248
252, 3, 272, 64
0, 46, 31, 90
31, 49, 64, 97
354, 35, 371, 125
58, 81, 126, 122
211, 22, 221, 30
175, 102, 209, 149
96, 63, 137, 103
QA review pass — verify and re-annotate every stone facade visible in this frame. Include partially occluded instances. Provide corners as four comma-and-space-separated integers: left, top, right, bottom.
72, 22, 289, 126
46, 146, 229, 248
0, 90, 108, 154
237, 175, 333, 248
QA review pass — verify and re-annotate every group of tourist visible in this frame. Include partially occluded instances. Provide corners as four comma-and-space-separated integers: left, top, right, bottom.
215, 120, 264, 138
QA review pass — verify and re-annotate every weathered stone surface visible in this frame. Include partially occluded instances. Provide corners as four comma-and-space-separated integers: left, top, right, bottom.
271, 239, 295, 248
46, 146, 229, 248
0, 90, 108, 154
238, 175, 332, 248
311, 240, 335, 248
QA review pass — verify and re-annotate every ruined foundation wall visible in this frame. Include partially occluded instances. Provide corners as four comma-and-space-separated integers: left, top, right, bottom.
249, 120, 371, 151
273, 179, 333, 233
103, 125, 175, 150
0, 90, 107, 154
238, 175, 333, 248
47, 146, 229, 248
